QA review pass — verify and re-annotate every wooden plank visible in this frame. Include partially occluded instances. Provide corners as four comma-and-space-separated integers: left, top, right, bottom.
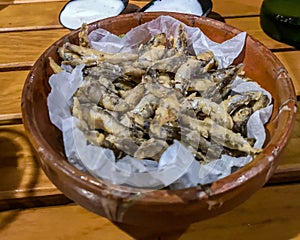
0, 2, 67, 29
0, 113, 22, 125
0, 204, 133, 240
0, 25, 63, 33
275, 51, 300, 96
0, 0, 263, 31
0, 18, 293, 67
0, 70, 28, 115
0, 124, 61, 202
0, 62, 33, 71
0, 0, 65, 5
182, 183, 300, 240
225, 17, 293, 50
134, 0, 264, 17
1, 183, 300, 239
131, 0, 264, 17
0, 29, 70, 66
214, 0, 263, 17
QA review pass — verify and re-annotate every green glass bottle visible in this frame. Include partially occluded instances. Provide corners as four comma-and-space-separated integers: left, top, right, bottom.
260, 0, 300, 48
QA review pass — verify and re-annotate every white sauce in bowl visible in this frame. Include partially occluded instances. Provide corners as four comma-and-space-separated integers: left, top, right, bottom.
60, 0, 125, 30
144, 0, 203, 16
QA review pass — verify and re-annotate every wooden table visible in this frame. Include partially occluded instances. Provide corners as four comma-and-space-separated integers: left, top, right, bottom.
1, 0, 300, 239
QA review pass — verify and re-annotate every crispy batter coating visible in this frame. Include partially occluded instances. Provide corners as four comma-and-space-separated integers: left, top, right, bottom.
52, 24, 270, 162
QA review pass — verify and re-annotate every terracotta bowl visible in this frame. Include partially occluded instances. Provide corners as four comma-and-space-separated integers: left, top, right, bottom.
21, 12, 296, 235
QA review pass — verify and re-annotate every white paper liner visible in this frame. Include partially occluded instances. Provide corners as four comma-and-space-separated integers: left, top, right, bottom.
47, 16, 273, 189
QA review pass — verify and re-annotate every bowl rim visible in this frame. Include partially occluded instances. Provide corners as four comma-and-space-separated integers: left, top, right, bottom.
22, 12, 297, 203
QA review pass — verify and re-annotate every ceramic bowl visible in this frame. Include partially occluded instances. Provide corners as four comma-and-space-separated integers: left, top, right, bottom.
21, 12, 296, 236
59, 0, 129, 30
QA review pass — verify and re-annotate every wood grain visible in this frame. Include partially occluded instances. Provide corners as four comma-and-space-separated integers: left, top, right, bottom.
0, 0, 65, 4
0, 71, 28, 115
133, 0, 264, 17
1, 183, 300, 240
0, 124, 61, 201
213, 0, 263, 17
182, 184, 300, 240
0, 0, 264, 30
0, 18, 294, 67
0, 2, 67, 29
275, 51, 300, 96
0, 29, 70, 66
0, 113, 22, 125
225, 17, 293, 50
0, 19, 295, 64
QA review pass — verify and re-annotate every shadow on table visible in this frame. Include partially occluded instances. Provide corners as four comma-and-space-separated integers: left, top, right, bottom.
0, 128, 38, 230
115, 222, 191, 240
0, 136, 23, 193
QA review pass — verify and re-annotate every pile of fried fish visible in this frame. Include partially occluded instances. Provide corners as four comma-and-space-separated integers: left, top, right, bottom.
50, 24, 270, 164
